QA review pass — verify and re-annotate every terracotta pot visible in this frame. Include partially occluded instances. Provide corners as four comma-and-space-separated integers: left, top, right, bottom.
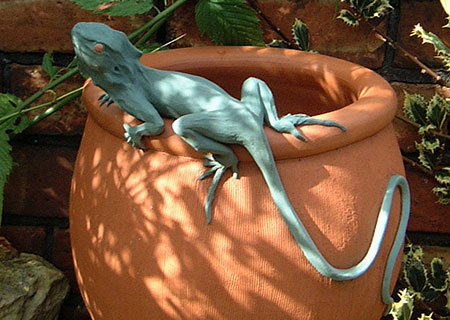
70, 47, 406, 320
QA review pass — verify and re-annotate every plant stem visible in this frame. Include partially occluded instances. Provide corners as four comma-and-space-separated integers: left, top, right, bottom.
129, 0, 189, 43
396, 114, 450, 141
402, 156, 434, 176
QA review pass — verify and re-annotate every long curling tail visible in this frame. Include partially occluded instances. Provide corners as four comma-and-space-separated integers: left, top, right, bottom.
245, 136, 410, 312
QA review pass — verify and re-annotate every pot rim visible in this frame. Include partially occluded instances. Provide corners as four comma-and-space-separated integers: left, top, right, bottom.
82, 46, 397, 161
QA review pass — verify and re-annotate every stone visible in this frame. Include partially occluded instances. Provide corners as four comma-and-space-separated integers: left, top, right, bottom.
0, 237, 70, 320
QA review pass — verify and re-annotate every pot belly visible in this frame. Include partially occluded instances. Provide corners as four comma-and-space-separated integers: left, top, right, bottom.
70, 116, 404, 320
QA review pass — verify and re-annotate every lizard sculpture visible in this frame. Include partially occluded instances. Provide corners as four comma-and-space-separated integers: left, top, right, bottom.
72, 22, 410, 308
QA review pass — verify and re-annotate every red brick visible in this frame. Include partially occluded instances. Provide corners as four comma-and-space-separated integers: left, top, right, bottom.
168, 0, 386, 68
395, 0, 450, 68
9, 64, 87, 135
3, 143, 77, 218
0, 0, 150, 53
406, 164, 450, 234
53, 228, 73, 270
0, 226, 47, 256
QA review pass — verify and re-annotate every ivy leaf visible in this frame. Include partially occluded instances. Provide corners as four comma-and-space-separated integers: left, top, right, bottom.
337, 9, 359, 27
426, 93, 449, 130
71, 0, 154, 16
292, 18, 310, 51
403, 91, 428, 126
195, 0, 264, 46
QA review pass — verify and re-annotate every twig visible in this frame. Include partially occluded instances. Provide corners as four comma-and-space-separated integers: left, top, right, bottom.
246, 0, 295, 48
402, 156, 434, 176
395, 114, 450, 141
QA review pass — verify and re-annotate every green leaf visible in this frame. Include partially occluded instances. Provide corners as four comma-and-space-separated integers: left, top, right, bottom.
417, 314, 434, 320
404, 255, 428, 293
268, 40, 290, 48
195, 0, 264, 46
426, 93, 449, 130
42, 52, 60, 79
71, 0, 154, 16
337, 9, 359, 27
429, 258, 447, 291
292, 18, 310, 51
435, 168, 450, 185
433, 186, 450, 204
389, 289, 414, 320
411, 24, 450, 68
441, 0, 450, 27
361, 0, 392, 19
0, 93, 26, 225
403, 91, 428, 126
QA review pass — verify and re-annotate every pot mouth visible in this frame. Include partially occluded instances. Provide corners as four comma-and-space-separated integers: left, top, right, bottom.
82, 46, 397, 161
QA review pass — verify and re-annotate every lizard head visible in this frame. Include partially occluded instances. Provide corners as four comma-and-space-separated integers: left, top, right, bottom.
71, 22, 142, 88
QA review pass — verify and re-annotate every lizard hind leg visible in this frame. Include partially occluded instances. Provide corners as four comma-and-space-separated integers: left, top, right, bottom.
172, 114, 240, 224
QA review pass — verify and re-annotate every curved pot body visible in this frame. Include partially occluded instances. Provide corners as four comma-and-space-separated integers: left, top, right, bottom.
70, 47, 405, 320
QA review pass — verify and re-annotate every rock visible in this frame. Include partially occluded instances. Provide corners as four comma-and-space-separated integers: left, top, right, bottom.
0, 237, 70, 320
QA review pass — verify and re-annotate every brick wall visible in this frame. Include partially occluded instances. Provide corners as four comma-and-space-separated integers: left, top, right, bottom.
1, 0, 449, 319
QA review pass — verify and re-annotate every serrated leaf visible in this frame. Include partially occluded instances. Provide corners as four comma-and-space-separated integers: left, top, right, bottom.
337, 9, 359, 27
361, 0, 392, 19
441, 0, 450, 16
404, 255, 428, 293
403, 91, 428, 126
433, 186, 450, 204
426, 93, 449, 130
0, 132, 13, 225
435, 168, 450, 185
42, 52, 60, 79
417, 314, 434, 320
71, 0, 153, 16
268, 40, 290, 48
292, 18, 310, 51
389, 289, 414, 320
412, 24, 450, 65
195, 0, 264, 46
429, 258, 447, 291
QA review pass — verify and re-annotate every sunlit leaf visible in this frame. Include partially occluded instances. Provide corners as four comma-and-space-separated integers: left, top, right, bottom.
426, 93, 449, 130
195, 0, 264, 46
433, 186, 450, 204
435, 168, 450, 185
403, 91, 428, 126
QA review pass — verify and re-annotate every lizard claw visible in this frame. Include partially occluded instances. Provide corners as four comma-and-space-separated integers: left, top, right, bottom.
123, 124, 146, 149
98, 93, 114, 107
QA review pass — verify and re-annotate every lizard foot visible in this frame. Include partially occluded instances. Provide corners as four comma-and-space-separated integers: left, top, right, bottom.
123, 124, 146, 149
199, 154, 239, 224
98, 93, 114, 107
273, 114, 346, 142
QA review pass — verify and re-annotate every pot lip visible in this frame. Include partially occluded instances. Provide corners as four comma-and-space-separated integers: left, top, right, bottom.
82, 46, 397, 161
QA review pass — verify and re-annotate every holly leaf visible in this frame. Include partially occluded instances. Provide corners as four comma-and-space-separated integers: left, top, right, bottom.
426, 93, 449, 130
195, 0, 264, 46
433, 186, 450, 204
403, 91, 428, 126
292, 18, 310, 51
268, 40, 290, 48
71, 0, 154, 16
337, 9, 359, 27
435, 168, 450, 185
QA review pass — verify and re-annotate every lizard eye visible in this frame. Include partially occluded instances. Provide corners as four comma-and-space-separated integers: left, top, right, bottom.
93, 43, 104, 54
